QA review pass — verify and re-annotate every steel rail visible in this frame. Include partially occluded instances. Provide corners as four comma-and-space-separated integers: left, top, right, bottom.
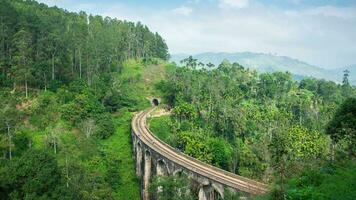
132, 108, 268, 195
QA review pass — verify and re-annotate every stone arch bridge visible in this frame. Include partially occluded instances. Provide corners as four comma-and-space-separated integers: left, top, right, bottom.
131, 108, 268, 200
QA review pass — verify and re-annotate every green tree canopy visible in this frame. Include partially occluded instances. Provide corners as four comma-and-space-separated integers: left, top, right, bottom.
0, 149, 68, 199
327, 98, 356, 157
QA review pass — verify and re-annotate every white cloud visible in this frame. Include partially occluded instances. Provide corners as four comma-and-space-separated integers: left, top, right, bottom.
38, 0, 98, 13
219, 0, 250, 9
37, 0, 71, 7
301, 6, 356, 19
172, 6, 193, 16
36, 0, 356, 68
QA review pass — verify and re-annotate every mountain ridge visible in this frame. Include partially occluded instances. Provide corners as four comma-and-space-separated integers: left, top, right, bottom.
171, 52, 355, 85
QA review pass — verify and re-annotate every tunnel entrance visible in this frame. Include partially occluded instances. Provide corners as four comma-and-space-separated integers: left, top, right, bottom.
152, 98, 159, 106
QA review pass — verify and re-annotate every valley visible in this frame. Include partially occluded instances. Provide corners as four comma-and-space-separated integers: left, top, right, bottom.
0, 1, 355, 200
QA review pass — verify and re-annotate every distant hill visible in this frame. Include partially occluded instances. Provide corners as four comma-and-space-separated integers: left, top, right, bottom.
171, 52, 356, 85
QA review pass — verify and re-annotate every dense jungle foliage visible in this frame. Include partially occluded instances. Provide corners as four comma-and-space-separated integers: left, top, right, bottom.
1, 0, 355, 200
0, 0, 168, 199
0, 0, 168, 94
152, 57, 356, 199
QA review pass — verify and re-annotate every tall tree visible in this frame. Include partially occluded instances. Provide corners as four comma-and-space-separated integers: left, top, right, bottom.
342, 69, 352, 98
327, 98, 356, 158
0, 101, 20, 160
12, 29, 32, 97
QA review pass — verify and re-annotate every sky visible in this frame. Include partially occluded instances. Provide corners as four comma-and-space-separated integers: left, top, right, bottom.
37, 0, 356, 69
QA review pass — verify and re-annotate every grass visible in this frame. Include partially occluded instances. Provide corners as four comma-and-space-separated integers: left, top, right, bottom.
101, 109, 141, 200
29, 108, 142, 199
31, 131, 46, 149
26, 107, 140, 200
100, 59, 173, 199
285, 161, 356, 200
119, 59, 172, 107
148, 115, 172, 143
93, 59, 171, 199
10, 59, 172, 200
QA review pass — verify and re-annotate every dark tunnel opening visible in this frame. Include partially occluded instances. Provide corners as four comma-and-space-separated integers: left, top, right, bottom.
152, 98, 159, 106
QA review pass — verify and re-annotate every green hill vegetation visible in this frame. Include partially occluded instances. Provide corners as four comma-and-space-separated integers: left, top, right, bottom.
1, 1, 356, 200
149, 58, 356, 199
0, 59, 169, 199
0, 0, 169, 199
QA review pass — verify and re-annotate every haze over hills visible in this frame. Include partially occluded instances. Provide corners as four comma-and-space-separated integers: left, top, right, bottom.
330, 65, 356, 85
171, 52, 356, 85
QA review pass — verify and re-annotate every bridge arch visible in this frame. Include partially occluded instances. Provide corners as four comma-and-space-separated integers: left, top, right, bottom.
173, 168, 188, 177
136, 139, 142, 147
211, 182, 224, 200
144, 149, 151, 157
132, 108, 268, 200
156, 159, 169, 176
197, 184, 224, 200
199, 185, 213, 200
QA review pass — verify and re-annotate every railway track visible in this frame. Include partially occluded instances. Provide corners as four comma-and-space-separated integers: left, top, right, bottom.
132, 107, 268, 196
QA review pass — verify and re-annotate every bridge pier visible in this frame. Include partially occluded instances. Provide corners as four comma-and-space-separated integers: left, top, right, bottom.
212, 182, 224, 199
199, 185, 214, 200
132, 132, 259, 200
131, 109, 267, 200
136, 143, 143, 177
143, 150, 152, 200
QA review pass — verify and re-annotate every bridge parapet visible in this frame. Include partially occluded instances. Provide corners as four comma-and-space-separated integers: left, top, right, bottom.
131, 108, 268, 200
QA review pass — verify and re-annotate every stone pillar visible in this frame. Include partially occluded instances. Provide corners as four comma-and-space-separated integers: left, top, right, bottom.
136, 144, 143, 177
212, 182, 224, 199
156, 160, 169, 200
143, 151, 152, 200
199, 185, 214, 200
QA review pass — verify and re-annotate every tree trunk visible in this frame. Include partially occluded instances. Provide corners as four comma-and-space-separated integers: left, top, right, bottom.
52, 53, 55, 80
71, 50, 75, 76
44, 72, 47, 91
331, 142, 335, 162
53, 138, 57, 154
232, 148, 239, 174
79, 49, 82, 78
209, 92, 212, 121
25, 79, 28, 98
87, 59, 90, 86
6, 124, 11, 160
65, 155, 69, 188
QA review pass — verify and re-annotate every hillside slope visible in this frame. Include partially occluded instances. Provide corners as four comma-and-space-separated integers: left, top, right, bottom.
0, 0, 170, 199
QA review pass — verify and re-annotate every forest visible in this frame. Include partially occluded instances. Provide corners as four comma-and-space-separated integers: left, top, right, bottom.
0, 0, 168, 199
150, 56, 356, 199
1, 0, 356, 200
0, 0, 168, 94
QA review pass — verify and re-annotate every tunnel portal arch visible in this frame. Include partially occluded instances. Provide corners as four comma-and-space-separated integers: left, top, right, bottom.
152, 98, 159, 106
